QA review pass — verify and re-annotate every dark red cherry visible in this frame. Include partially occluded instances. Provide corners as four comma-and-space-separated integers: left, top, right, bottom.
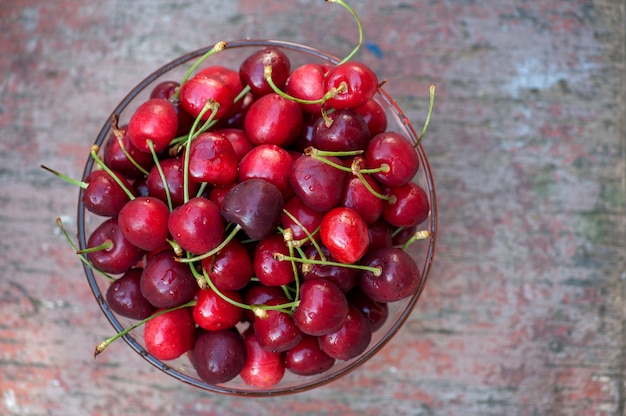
86, 217, 145, 274
253, 298, 303, 353
283, 334, 335, 376
146, 156, 199, 208
168, 197, 224, 256
144, 306, 195, 361
106, 267, 157, 320
382, 182, 430, 228
292, 279, 349, 336
358, 247, 422, 302
193, 329, 247, 384
347, 287, 389, 332
318, 305, 372, 361
300, 245, 356, 293
242, 284, 287, 323
220, 178, 284, 241
127, 98, 178, 153
140, 250, 198, 308
240, 328, 285, 388
367, 219, 394, 251
244, 93, 303, 147
83, 170, 135, 217
289, 154, 347, 212
239, 47, 291, 96
324, 61, 378, 110
311, 109, 370, 152
118, 196, 170, 252
102, 125, 154, 179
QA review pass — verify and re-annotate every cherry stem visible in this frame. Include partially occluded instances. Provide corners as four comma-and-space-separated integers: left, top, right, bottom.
94, 300, 197, 358
401, 230, 431, 251
415, 84, 436, 148
326, 0, 364, 65
176, 224, 242, 263
264, 65, 335, 106
40, 164, 88, 189
89, 146, 136, 201
55, 218, 115, 282
148, 140, 173, 211
280, 209, 325, 258
273, 253, 382, 276
110, 115, 150, 176
75, 239, 113, 254
173, 41, 227, 101
350, 158, 396, 203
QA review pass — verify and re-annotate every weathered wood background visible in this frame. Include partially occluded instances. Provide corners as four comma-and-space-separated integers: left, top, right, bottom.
1, 1, 624, 415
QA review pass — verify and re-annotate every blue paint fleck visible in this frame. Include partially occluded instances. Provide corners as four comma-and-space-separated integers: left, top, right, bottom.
364, 42, 383, 59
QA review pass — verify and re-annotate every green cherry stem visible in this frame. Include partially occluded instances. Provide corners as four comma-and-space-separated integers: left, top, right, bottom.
401, 230, 431, 251
273, 253, 382, 276
415, 84, 436, 148
326, 0, 364, 65
40, 164, 88, 189
75, 239, 113, 254
89, 146, 136, 201
56, 217, 116, 282
173, 41, 228, 101
94, 300, 197, 358
147, 140, 173, 211
176, 224, 242, 263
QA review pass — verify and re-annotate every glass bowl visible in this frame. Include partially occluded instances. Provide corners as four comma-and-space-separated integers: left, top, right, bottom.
77, 39, 437, 396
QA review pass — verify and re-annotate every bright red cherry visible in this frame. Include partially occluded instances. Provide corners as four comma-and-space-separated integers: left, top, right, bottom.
324, 61, 378, 110
320, 207, 370, 264
244, 93, 303, 147
127, 98, 178, 153
144, 307, 195, 361
117, 196, 170, 252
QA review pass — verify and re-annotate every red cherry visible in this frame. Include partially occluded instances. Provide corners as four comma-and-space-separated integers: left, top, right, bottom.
347, 287, 389, 332
118, 196, 170, 252
354, 98, 387, 137
201, 239, 253, 292
340, 173, 384, 225
292, 279, 349, 336
168, 197, 224, 256
144, 307, 195, 361
149, 81, 195, 136
184, 132, 239, 186
215, 128, 254, 161
324, 61, 378, 110
300, 245, 356, 293
281, 195, 325, 242
311, 108, 370, 152
365, 131, 419, 187
285, 63, 329, 114
238, 144, 293, 197
253, 234, 295, 287
320, 207, 370, 264
240, 329, 285, 388
289, 154, 347, 212
127, 98, 178, 153
244, 93, 303, 147
179, 75, 234, 121
193, 288, 243, 331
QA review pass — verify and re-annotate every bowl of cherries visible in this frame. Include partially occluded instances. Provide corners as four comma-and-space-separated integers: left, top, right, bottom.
46, 0, 437, 396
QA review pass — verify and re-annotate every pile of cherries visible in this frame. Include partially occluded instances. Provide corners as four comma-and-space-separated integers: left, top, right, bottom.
46, 0, 434, 389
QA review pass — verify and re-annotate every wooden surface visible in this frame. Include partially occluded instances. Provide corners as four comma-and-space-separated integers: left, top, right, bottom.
1, 1, 625, 415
